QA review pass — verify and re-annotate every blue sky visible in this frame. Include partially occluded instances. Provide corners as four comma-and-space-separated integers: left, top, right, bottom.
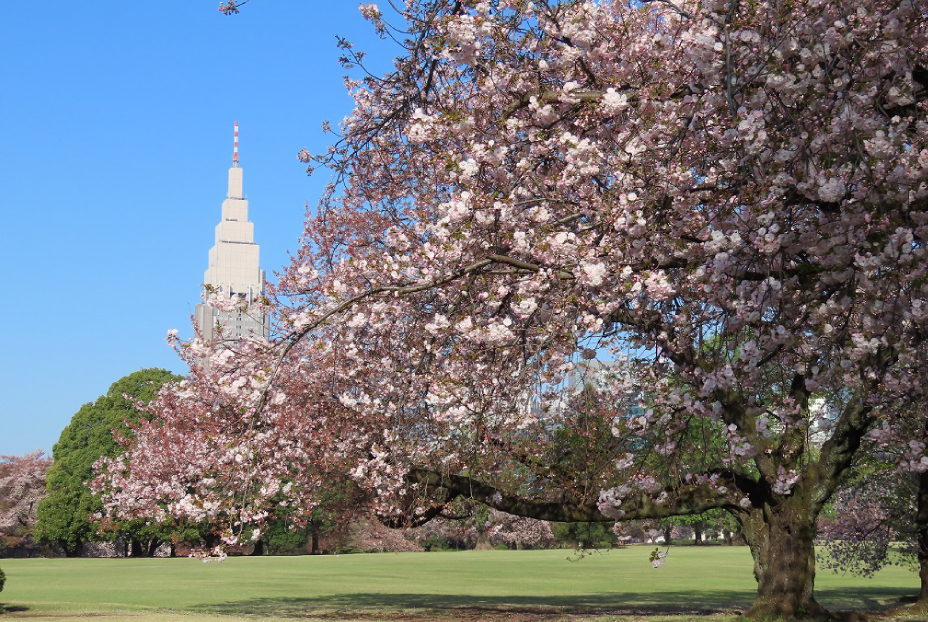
0, 1, 393, 456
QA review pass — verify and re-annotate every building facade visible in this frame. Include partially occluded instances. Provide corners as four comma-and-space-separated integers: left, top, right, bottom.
194, 123, 270, 344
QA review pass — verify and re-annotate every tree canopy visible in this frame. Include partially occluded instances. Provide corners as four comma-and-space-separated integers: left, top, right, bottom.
35, 368, 182, 556
99, 0, 928, 617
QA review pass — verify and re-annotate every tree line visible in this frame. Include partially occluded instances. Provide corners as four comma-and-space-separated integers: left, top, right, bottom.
1, 368, 744, 560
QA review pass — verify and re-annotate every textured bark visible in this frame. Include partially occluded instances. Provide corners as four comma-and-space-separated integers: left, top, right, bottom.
737, 393, 873, 619
741, 504, 825, 620
146, 538, 162, 557
917, 470, 928, 604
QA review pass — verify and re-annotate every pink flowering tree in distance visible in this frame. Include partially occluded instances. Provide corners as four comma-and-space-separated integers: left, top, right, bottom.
0, 451, 53, 549
488, 510, 555, 549
98, 0, 928, 617
817, 416, 928, 600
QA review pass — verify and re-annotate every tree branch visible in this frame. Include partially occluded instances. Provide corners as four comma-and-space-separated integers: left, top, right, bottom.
406, 468, 738, 523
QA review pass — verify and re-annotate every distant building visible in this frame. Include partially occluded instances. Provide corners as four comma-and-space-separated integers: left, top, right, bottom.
194, 123, 269, 344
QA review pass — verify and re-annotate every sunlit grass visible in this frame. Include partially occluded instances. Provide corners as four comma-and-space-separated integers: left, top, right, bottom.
0, 546, 918, 621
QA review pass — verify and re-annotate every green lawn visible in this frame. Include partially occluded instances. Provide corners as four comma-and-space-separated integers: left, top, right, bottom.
0, 546, 920, 621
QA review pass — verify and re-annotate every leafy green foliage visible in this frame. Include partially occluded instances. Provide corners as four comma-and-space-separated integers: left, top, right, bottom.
0, 564, 5, 593
34, 369, 182, 555
552, 522, 616, 549
263, 523, 311, 555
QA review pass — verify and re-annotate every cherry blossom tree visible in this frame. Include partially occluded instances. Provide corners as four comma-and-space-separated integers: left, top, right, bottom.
100, 0, 928, 617
817, 469, 914, 576
818, 416, 928, 604
488, 510, 555, 549
0, 450, 52, 553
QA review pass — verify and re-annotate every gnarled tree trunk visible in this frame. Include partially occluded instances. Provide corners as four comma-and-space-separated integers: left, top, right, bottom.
916, 470, 928, 604
740, 503, 825, 619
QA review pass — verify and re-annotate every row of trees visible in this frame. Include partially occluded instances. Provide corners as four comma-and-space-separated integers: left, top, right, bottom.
0, 433, 746, 557
0, 450, 51, 593
94, 0, 928, 618
4, 367, 607, 559
0, 370, 184, 560
0, 426, 801, 559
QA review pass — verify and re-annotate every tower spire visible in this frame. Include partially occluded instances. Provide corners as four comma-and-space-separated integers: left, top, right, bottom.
233, 121, 240, 167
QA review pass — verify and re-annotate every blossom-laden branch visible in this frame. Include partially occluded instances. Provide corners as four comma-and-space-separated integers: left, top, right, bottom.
404, 467, 740, 523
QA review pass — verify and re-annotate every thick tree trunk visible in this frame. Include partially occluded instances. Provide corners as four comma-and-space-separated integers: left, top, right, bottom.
250, 540, 265, 556
693, 522, 703, 545
62, 540, 83, 558
310, 525, 320, 555
130, 538, 143, 557
917, 470, 928, 604
146, 538, 162, 557
663, 523, 673, 546
741, 505, 825, 619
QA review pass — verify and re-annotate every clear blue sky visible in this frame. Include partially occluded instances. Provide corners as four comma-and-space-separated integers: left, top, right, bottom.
0, 1, 394, 456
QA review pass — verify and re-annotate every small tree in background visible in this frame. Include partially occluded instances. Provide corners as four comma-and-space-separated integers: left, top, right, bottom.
553, 522, 619, 549
818, 469, 911, 573
817, 424, 928, 603
488, 510, 554, 550
0, 450, 53, 555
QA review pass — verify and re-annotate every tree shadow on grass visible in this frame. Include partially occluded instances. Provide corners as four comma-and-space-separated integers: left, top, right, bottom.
816, 586, 918, 612
195, 591, 747, 620
193, 587, 918, 620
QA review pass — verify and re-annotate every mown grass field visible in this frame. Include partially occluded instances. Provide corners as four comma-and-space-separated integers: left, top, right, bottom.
0, 546, 921, 621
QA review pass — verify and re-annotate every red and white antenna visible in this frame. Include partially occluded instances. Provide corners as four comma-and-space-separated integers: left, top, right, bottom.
233, 121, 240, 167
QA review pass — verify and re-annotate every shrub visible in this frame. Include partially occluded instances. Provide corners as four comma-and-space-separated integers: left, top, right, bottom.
0, 564, 5, 592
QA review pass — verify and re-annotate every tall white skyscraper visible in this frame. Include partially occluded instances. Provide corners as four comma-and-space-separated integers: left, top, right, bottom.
195, 123, 270, 344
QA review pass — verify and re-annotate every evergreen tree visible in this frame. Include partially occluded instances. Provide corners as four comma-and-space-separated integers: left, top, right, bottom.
35, 368, 182, 556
